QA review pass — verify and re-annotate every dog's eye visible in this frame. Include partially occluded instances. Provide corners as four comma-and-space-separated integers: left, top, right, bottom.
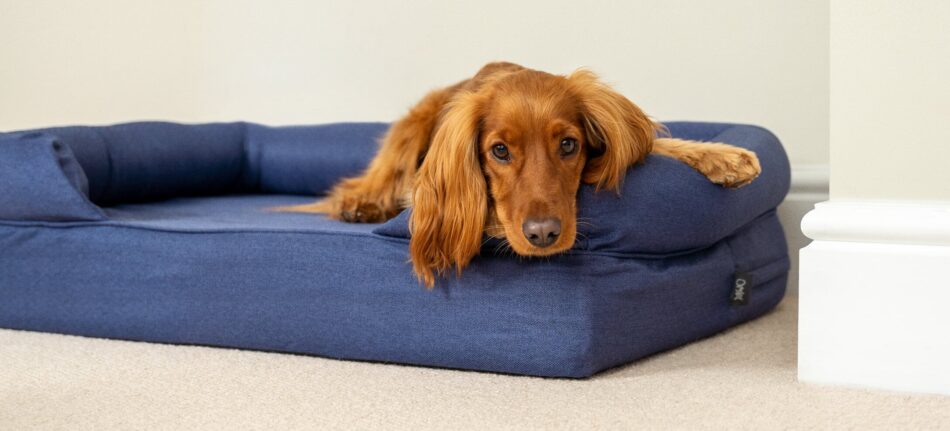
560, 138, 577, 156
491, 143, 510, 161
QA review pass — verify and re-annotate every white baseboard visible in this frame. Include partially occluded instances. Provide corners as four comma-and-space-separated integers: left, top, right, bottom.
778, 165, 829, 294
798, 200, 950, 395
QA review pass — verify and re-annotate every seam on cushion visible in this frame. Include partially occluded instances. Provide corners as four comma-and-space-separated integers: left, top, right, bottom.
239, 122, 263, 193
710, 124, 733, 142
0, 220, 390, 237
710, 123, 773, 144
237, 122, 249, 192
663, 121, 733, 141
0, 220, 414, 250
719, 209, 784, 271
255, 124, 264, 191
577, 273, 603, 377
567, 242, 719, 260
572, 209, 779, 260
0, 208, 782, 261
91, 127, 115, 205
0, 221, 720, 261
744, 257, 791, 288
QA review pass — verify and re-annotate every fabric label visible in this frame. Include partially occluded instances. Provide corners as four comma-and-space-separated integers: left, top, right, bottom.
731, 272, 753, 306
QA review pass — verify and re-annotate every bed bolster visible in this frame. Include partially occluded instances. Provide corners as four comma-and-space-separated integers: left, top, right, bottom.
0, 132, 106, 221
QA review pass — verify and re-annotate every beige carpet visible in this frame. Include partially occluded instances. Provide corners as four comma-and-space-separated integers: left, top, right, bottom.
2, 296, 948, 430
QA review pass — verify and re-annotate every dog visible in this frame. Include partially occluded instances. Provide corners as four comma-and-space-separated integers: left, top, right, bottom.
282, 62, 760, 287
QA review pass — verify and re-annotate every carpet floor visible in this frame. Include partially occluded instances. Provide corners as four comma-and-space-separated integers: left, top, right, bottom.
2, 296, 948, 430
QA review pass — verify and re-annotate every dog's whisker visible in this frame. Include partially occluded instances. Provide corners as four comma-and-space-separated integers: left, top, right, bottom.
491, 237, 513, 256
500, 241, 514, 258
493, 241, 506, 254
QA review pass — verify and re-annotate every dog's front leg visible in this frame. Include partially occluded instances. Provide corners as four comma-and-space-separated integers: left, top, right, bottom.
651, 138, 761, 188
280, 87, 455, 222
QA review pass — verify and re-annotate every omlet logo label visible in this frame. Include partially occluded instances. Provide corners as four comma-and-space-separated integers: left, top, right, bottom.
731, 273, 753, 306
733, 279, 746, 301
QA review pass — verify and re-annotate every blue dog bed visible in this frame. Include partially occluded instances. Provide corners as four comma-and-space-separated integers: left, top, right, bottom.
0, 121, 789, 377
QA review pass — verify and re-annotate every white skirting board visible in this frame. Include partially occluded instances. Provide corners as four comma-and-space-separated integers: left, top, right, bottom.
799, 200, 950, 395
778, 165, 829, 294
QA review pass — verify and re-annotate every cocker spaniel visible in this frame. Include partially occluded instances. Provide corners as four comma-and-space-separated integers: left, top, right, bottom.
283, 62, 760, 287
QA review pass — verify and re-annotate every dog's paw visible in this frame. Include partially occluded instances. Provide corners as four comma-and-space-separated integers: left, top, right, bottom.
328, 184, 404, 223
697, 146, 761, 188
309, 176, 406, 223
337, 196, 393, 223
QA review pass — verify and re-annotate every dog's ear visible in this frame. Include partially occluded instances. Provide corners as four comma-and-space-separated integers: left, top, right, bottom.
568, 69, 660, 191
409, 91, 488, 288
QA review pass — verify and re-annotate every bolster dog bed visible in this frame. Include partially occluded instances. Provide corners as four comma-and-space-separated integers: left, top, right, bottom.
0, 121, 790, 377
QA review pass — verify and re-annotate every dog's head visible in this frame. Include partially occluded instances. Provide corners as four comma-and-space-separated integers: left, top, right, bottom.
410, 67, 658, 287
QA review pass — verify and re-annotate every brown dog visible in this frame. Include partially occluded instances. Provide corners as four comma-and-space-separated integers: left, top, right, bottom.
283, 62, 760, 287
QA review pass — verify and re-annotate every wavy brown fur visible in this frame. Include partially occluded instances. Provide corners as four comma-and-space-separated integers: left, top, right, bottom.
281, 62, 761, 287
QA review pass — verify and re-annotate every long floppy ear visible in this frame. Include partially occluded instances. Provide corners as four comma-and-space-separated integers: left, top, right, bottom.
567, 69, 661, 191
409, 91, 488, 288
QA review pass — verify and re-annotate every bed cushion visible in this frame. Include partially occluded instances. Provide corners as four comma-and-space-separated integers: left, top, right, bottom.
0, 121, 790, 377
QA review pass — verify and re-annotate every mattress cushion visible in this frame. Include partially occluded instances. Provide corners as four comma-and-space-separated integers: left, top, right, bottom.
0, 193, 789, 377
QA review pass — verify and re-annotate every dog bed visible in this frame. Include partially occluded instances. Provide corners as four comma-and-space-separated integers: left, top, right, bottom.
0, 121, 790, 377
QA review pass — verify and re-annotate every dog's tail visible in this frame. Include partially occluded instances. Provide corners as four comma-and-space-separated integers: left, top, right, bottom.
268, 199, 331, 214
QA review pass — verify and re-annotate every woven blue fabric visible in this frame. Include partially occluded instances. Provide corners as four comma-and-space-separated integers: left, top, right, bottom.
0, 121, 789, 377
0, 132, 105, 221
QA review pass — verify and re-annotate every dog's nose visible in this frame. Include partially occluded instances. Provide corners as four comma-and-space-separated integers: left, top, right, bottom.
522, 218, 561, 248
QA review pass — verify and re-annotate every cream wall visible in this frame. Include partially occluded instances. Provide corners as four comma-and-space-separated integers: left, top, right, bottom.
0, 0, 828, 166
830, 1, 950, 201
